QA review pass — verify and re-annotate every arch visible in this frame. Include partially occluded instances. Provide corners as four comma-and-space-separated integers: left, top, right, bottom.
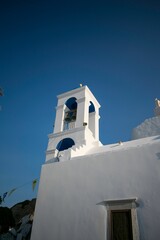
64, 98, 77, 130
88, 101, 96, 137
65, 97, 77, 110
89, 101, 95, 113
56, 138, 75, 151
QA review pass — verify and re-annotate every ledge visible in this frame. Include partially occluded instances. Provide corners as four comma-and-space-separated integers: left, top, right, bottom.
48, 126, 86, 138
97, 197, 138, 207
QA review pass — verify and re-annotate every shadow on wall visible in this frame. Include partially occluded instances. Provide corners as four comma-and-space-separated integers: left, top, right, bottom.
153, 136, 160, 140
156, 152, 160, 160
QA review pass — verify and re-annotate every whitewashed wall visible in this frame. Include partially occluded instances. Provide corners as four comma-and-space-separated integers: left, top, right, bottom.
31, 136, 160, 240
132, 116, 160, 139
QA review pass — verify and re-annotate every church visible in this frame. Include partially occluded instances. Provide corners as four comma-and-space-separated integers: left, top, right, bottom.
31, 85, 160, 240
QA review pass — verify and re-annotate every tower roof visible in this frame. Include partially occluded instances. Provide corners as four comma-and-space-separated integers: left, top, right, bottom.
57, 85, 101, 108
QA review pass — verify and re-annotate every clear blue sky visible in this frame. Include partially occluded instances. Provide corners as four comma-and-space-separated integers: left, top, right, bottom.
0, 0, 160, 207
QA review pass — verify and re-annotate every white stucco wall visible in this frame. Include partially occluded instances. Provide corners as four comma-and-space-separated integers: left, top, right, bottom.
31, 136, 160, 240
132, 116, 160, 139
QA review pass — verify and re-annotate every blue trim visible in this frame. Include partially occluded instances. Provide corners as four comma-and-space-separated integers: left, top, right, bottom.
89, 101, 95, 113
56, 138, 75, 151
65, 97, 77, 110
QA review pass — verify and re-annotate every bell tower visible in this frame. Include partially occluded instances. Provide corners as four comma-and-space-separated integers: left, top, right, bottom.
46, 85, 102, 162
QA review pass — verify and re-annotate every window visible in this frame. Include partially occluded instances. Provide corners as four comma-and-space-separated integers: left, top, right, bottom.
56, 138, 75, 151
63, 97, 77, 131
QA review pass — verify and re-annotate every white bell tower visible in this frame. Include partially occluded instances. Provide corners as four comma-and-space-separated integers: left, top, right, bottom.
46, 85, 102, 162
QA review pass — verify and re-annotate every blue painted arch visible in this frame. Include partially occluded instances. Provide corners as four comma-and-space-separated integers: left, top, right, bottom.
89, 101, 95, 113
65, 97, 77, 110
56, 138, 75, 151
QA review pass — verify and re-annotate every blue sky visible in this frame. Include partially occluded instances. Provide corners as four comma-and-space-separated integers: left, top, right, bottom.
0, 0, 160, 207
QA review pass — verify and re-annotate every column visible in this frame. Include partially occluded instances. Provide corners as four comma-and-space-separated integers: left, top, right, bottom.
54, 104, 65, 133
75, 97, 90, 128
89, 111, 100, 140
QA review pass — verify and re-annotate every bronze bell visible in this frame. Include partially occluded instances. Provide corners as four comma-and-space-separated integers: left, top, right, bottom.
64, 112, 71, 122
71, 111, 76, 121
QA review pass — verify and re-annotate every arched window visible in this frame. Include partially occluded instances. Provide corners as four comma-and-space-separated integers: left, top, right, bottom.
56, 138, 75, 151
89, 101, 95, 113
88, 101, 96, 136
65, 97, 77, 110
64, 97, 77, 130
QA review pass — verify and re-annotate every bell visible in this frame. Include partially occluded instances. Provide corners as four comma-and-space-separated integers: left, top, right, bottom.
71, 111, 76, 121
64, 112, 71, 122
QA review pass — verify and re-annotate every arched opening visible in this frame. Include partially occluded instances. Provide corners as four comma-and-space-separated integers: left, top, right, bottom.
64, 97, 77, 130
88, 101, 96, 137
65, 97, 77, 110
56, 138, 75, 151
89, 101, 95, 113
